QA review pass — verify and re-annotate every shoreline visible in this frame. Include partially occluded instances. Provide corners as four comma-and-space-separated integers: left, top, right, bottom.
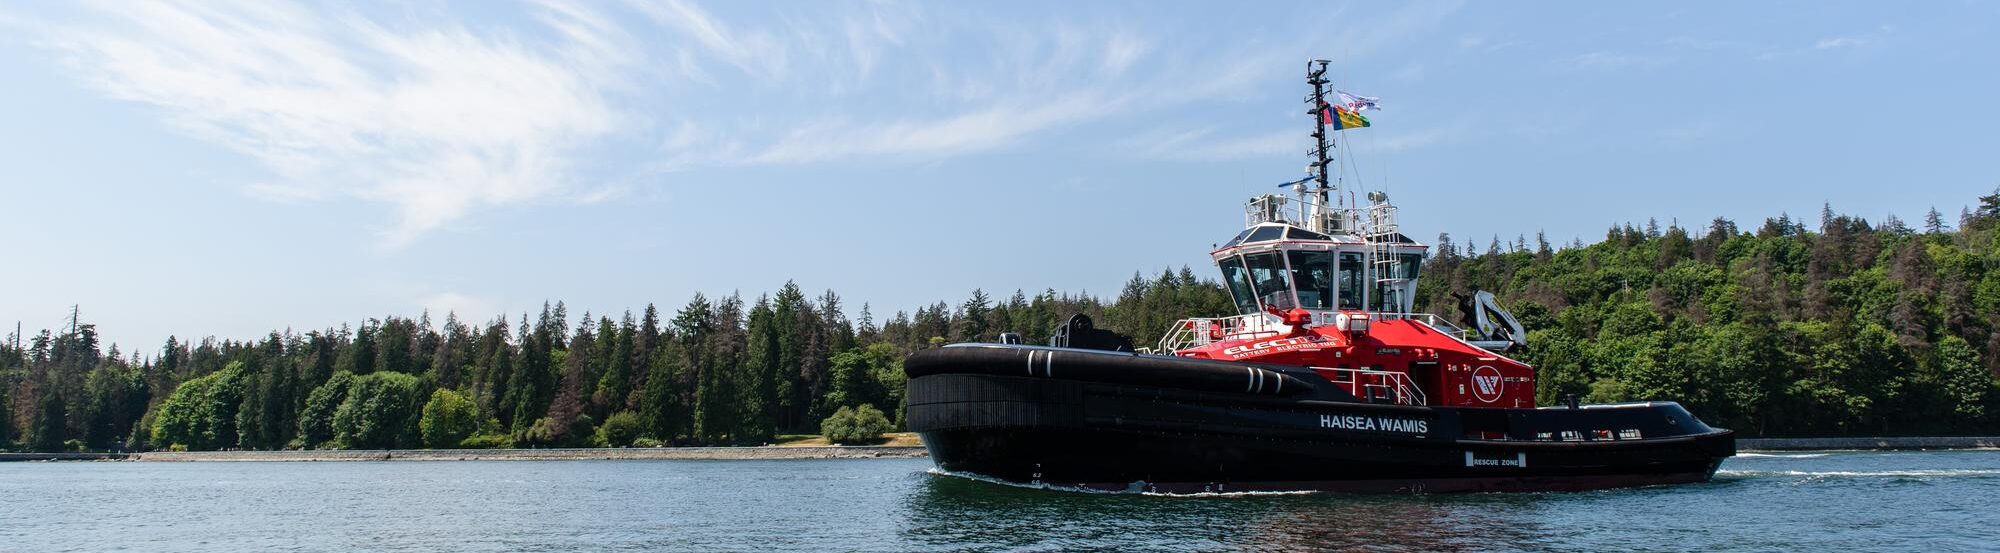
7, 436, 1998, 462
1, 446, 929, 462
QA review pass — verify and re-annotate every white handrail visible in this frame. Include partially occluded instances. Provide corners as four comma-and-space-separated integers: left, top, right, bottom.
1156, 314, 1277, 354
1315, 366, 1426, 406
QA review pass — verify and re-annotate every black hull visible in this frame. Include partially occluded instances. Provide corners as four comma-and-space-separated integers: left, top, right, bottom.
921, 426, 1727, 494
907, 345, 1735, 494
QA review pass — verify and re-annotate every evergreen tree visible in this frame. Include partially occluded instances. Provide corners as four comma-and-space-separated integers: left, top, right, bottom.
0, 382, 12, 448
336, 321, 377, 375
635, 306, 660, 394
594, 314, 637, 413
772, 283, 807, 431
741, 297, 780, 443
30, 388, 65, 452
375, 317, 416, 376
639, 338, 688, 442
959, 289, 992, 342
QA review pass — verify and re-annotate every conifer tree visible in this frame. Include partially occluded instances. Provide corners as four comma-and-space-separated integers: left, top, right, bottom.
30, 388, 65, 452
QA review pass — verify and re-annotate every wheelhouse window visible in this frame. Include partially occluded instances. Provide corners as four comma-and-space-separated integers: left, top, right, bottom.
1246, 225, 1286, 243
1242, 252, 1294, 310
1287, 250, 1336, 310
1398, 253, 1423, 279
1286, 227, 1332, 241
1217, 256, 1259, 314
1338, 252, 1363, 310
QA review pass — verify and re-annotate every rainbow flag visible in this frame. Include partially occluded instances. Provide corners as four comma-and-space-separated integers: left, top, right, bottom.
1320, 102, 1370, 130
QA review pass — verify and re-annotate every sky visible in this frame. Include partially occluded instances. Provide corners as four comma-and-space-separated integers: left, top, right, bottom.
2, 1, 1997, 354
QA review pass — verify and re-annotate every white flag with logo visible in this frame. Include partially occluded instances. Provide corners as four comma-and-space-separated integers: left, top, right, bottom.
1337, 90, 1381, 112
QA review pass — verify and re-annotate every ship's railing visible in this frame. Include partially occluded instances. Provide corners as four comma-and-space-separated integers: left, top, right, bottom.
1317, 366, 1427, 406
1370, 312, 1487, 342
1244, 193, 1366, 235
1157, 312, 1483, 354
1156, 314, 1279, 354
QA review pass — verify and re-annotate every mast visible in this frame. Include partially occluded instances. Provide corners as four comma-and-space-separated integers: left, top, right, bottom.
1305, 59, 1336, 232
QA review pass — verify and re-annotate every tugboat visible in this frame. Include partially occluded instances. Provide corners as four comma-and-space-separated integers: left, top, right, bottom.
905, 60, 1735, 494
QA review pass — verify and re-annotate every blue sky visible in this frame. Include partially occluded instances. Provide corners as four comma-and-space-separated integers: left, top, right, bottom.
2, 1, 1996, 352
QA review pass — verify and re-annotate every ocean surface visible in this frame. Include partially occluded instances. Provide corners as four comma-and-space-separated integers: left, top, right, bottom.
1, 450, 1994, 552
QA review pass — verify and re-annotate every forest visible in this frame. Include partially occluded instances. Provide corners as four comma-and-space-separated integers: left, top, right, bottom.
3, 191, 1997, 452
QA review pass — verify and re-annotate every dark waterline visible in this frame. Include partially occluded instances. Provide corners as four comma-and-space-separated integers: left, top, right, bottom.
2, 450, 1993, 552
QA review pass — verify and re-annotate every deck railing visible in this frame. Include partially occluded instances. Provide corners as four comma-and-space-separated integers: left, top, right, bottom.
1155, 314, 1280, 354
1317, 366, 1427, 406
1156, 312, 1481, 355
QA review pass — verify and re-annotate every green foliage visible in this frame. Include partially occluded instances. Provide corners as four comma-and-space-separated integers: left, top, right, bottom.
1585, 378, 1630, 404
332, 371, 422, 449
458, 432, 513, 449
820, 404, 893, 445
81, 361, 149, 450
1933, 336, 1990, 419
596, 411, 644, 447
820, 342, 904, 427
419, 388, 479, 449
149, 362, 245, 451
520, 413, 596, 448
296, 371, 354, 448
1422, 197, 2000, 436
30, 390, 68, 452
0, 384, 13, 448
639, 338, 689, 443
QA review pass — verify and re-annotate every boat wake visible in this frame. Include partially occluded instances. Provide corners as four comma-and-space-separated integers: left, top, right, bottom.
1718, 468, 2000, 479
1734, 453, 1830, 459
925, 467, 1320, 497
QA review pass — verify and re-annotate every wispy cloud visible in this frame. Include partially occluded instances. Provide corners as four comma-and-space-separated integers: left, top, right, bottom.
624, 0, 790, 81
1102, 30, 1151, 74
749, 91, 1122, 164
1567, 51, 1651, 70
1760, 28, 1890, 60
14, 0, 1468, 245
28, 0, 627, 247
1118, 127, 1298, 162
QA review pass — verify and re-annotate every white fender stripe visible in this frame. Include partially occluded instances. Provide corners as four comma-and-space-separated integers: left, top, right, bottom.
1245, 367, 1255, 392
1045, 351, 1054, 378
1026, 351, 1036, 375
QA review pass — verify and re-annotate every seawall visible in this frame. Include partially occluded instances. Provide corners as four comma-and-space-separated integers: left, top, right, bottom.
127, 446, 929, 462
0, 446, 927, 462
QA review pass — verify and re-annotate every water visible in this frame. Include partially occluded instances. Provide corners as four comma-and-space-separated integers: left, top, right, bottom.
2, 450, 1994, 552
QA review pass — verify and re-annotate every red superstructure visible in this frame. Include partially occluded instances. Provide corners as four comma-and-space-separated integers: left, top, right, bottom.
1175, 319, 1535, 409
1146, 177, 1535, 410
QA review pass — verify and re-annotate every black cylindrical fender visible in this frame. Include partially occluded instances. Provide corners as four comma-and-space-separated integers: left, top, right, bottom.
905, 344, 1316, 396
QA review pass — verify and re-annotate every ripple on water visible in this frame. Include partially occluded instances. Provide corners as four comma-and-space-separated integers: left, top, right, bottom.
0, 451, 1994, 552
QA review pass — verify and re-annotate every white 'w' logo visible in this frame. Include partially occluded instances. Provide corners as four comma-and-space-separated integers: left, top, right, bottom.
1474, 375, 1499, 396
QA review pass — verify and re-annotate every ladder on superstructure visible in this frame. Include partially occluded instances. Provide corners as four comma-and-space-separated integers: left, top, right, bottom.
1366, 199, 1407, 315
